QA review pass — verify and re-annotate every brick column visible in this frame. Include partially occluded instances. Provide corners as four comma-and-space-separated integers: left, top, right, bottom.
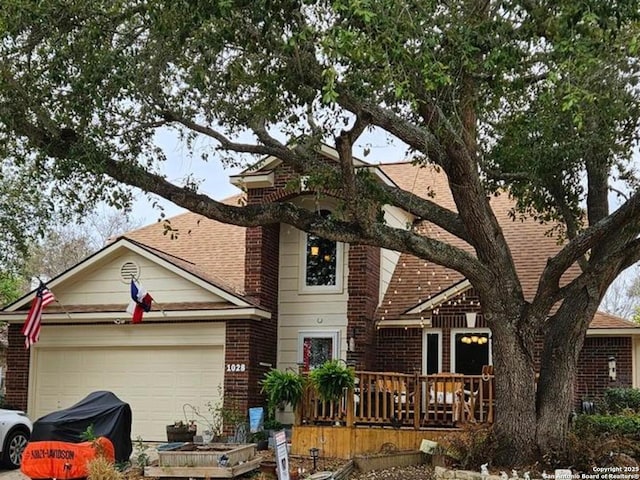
347, 244, 380, 370
6, 324, 29, 411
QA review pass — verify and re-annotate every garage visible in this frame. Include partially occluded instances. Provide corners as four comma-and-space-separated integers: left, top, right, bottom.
29, 323, 225, 441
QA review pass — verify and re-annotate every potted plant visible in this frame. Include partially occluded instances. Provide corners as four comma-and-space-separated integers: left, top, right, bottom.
166, 420, 197, 442
309, 359, 355, 403
260, 368, 306, 415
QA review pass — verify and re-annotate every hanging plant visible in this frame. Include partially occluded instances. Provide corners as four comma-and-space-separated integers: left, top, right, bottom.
260, 369, 305, 414
309, 360, 355, 403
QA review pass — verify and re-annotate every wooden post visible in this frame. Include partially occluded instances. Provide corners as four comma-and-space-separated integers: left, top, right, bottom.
413, 373, 421, 430
346, 387, 355, 427
294, 400, 302, 426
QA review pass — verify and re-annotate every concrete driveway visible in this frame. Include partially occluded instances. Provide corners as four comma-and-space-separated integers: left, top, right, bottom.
0, 469, 28, 480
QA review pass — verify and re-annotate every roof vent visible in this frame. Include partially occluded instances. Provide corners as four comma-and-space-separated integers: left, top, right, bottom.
120, 262, 140, 283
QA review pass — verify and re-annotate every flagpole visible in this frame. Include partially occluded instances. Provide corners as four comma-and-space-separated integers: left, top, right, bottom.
53, 299, 73, 321
151, 299, 168, 317
130, 276, 167, 318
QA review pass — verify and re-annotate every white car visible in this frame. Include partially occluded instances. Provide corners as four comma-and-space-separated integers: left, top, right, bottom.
0, 409, 32, 469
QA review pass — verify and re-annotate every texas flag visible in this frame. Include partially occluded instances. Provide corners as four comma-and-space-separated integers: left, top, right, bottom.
126, 280, 153, 324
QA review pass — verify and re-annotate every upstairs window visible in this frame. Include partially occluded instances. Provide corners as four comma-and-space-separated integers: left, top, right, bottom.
300, 210, 343, 293
306, 234, 337, 286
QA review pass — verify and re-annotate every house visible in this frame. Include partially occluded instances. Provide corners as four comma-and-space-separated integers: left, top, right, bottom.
1, 151, 639, 442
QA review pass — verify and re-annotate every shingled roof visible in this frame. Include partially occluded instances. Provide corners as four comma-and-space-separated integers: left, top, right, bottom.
124, 194, 247, 294
123, 162, 635, 330
376, 163, 587, 321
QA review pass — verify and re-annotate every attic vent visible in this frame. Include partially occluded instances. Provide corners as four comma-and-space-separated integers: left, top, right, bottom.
120, 262, 140, 283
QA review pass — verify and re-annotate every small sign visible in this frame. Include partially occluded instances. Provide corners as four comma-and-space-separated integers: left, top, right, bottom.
248, 407, 264, 434
273, 430, 290, 480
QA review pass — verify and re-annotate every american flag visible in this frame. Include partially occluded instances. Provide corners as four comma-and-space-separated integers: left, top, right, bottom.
22, 283, 56, 348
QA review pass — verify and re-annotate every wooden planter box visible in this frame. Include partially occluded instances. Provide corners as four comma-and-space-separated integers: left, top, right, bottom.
146, 443, 260, 478
158, 443, 256, 468
166, 425, 196, 443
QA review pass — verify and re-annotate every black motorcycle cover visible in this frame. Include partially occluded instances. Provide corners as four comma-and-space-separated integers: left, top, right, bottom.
30, 391, 133, 463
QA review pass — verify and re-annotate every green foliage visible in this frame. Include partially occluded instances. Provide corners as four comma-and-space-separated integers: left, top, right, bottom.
573, 413, 640, 438
262, 418, 284, 431
0, 273, 23, 306
80, 424, 97, 442
568, 416, 640, 471
132, 436, 149, 469
260, 369, 305, 412
183, 386, 243, 440
309, 360, 355, 403
602, 388, 640, 414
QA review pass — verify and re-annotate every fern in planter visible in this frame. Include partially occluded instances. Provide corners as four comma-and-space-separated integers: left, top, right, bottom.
309, 360, 355, 403
260, 368, 305, 415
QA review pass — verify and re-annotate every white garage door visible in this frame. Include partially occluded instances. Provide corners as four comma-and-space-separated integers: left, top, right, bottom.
29, 324, 225, 441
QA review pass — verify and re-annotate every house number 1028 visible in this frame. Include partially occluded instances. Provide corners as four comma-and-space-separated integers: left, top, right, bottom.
226, 363, 246, 372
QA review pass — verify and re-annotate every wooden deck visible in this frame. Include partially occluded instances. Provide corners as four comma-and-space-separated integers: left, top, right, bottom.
297, 371, 495, 430
292, 371, 495, 459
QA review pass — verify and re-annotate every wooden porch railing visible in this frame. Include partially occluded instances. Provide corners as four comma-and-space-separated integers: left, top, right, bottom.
297, 371, 495, 429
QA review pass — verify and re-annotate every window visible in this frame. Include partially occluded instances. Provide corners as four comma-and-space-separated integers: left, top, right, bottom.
306, 234, 337, 286
298, 331, 339, 371
300, 210, 343, 293
422, 330, 442, 374
450, 329, 492, 375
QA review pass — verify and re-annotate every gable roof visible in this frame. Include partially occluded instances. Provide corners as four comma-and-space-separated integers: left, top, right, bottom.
124, 194, 246, 294
2, 236, 259, 317
590, 311, 639, 330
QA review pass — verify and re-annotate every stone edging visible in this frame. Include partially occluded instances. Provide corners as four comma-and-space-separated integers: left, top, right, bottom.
435, 466, 539, 480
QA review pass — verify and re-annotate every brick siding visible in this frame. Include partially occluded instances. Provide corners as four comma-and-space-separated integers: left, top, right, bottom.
6, 324, 29, 410
347, 244, 380, 370
575, 336, 633, 405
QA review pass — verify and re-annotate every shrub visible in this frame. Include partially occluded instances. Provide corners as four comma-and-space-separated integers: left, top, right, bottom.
602, 388, 640, 414
573, 413, 640, 438
436, 424, 496, 470
87, 455, 124, 480
567, 428, 640, 471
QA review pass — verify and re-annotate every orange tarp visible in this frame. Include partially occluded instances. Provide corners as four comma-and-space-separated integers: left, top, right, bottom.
21, 437, 115, 479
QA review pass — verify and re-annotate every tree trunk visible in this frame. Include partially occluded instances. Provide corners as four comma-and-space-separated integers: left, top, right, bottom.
489, 315, 538, 466
536, 287, 599, 459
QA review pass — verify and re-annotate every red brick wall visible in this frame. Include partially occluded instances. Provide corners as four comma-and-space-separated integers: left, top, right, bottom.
374, 328, 423, 373
575, 336, 633, 404
373, 288, 484, 372
373, 286, 635, 406
6, 324, 29, 410
223, 166, 295, 422
347, 244, 380, 370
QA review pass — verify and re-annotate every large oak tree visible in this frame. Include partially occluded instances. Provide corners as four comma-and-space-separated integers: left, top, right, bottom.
1, 0, 639, 465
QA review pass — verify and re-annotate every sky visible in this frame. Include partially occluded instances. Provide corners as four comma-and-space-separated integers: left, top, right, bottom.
130, 128, 410, 225
122, 126, 638, 316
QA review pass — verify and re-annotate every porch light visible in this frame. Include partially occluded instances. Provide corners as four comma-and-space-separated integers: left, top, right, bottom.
347, 328, 356, 353
460, 335, 488, 344
309, 447, 319, 472
608, 356, 617, 381
310, 245, 320, 256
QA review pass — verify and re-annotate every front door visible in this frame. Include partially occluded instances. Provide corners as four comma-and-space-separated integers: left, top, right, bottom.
451, 329, 491, 374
